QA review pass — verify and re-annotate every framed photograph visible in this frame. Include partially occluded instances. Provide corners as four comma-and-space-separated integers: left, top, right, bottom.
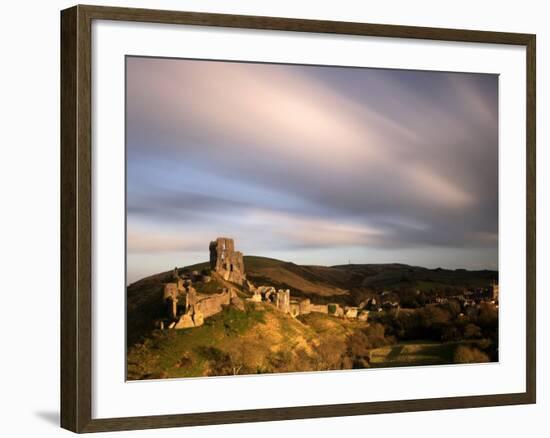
60, 4, 536, 433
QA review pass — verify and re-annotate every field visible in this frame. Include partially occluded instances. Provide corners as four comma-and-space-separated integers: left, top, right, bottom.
369, 340, 456, 368
369, 339, 494, 368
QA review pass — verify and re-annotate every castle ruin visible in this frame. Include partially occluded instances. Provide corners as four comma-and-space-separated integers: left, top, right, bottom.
209, 237, 246, 285
158, 237, 369, 331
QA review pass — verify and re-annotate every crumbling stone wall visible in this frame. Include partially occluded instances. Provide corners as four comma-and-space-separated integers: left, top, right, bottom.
163, 283, 178, 301
196, 289, 232, 318
163, 283, 180, 318
163, 281, 198, 321
249, 289, 262, 302
186, 285, 197, 309
310, 304, 329, 314
257, 286, 276, 302
209, 237, 246, 285
275, 289, 290, 313
171, 288, 233, 329
299, 298, 311, 315
176, 278, 185, 291
328, 303, 344, 317
289, 302, 301, 317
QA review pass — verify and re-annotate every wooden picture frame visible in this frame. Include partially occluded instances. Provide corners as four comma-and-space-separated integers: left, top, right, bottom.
60, 4, 536, 433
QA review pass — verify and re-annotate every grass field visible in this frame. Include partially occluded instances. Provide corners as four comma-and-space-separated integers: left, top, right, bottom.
369, 340, 457, 368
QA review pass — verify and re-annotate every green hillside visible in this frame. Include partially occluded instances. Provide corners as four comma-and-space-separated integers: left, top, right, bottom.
182, 257, 497, 305
127, 301, 369, 380
331, 263, 497, 290
244, 256, 351, 301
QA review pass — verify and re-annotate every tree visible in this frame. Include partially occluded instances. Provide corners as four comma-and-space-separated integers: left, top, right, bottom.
314, 335, 348, 371
463, 323, 482, 339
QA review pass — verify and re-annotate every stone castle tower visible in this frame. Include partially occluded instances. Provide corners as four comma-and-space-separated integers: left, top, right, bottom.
209, 237, 245, 285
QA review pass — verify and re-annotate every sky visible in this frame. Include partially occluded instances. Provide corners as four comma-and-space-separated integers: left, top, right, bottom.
126, 56, 498, 283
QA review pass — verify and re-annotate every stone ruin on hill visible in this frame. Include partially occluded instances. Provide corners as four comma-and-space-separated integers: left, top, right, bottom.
158, 237, 369, 330
161, 267, 237, 330
209, 237, 246, 285
247, 285, 368, 321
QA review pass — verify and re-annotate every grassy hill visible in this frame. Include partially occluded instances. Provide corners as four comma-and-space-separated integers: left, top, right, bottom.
126, 298, 494, 380
332, 263, 497, 291
130, 257, 496, 299
184, 257, 497, 303
245, 256, 352, 301
126, 257, 497, 378
127, 257, 496, 345
127, 301, 369, 380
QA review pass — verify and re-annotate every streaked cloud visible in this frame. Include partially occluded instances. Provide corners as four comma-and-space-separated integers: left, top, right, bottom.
126, 57, 498, 282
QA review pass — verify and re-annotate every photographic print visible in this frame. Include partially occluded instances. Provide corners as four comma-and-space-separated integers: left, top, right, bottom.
125, 57, 499, 381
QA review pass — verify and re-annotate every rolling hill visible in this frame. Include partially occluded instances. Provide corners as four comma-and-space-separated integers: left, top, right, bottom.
127, 257, 496, 344
126, 257, 498, 379
127, 301, 370, 380
177, 256, 497, 300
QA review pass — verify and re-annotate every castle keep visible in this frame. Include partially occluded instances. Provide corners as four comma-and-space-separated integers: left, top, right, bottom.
209, 237, 245, 285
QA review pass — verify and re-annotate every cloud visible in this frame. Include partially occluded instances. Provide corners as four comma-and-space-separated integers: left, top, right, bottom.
125, 57, 498, 280
244, 209, 386, 248
127, 229, 206, 253
405, 163, 475, 208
